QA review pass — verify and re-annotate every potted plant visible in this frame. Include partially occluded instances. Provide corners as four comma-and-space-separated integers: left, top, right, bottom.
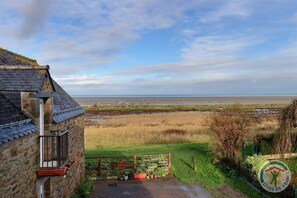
153, 171, 158, 179
161, 168, 166, 177
148, 171, 154, 179
156, 167, 166, 177
134, 167, 146, 180
156, 168, 161, 178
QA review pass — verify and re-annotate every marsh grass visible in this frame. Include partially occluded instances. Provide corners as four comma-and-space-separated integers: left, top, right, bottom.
85, 112, 210, 148
85, 111, 278, 149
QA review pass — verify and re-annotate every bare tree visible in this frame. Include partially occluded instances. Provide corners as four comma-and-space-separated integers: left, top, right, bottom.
208, 105, 255, 160
275, 99, 297, 155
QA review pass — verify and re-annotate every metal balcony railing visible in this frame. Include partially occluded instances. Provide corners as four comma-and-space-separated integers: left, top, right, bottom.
39, 130, 69, 168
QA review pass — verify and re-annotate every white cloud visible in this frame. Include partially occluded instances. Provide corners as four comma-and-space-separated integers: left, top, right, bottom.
0, 1, 190, 68
181, 36, 254, 63
118, 36, 261, 75
57, 69, 297, 96
52, 38, 297, 95
54, 75, 116, 85
0, 0, 207, 75
200, 0, 251, 23
1, 0, 297, 95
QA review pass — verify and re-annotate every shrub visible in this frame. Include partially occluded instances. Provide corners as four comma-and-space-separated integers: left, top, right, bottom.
72, 176, 93, 198
208, 104, 256, 161
219, 163, 238, 179
260, 140, 275, 155
242, 155, 268, 181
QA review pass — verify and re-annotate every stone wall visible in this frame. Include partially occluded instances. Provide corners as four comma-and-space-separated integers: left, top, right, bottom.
0, 111, 84, 198
21, 92, 40, 125
0, 133, 39, 198
21, 92, 53, 132
49, 115, 85, 198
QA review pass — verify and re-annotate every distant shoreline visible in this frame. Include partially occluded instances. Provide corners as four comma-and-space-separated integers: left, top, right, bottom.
72, 94, 297, 98
74, 96, 296, 106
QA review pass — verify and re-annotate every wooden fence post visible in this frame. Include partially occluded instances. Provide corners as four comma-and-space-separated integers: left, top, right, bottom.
168, 153, 172, 175
192, 156, 197, 171
97, 155, 101, 176
134, 153, 137, 173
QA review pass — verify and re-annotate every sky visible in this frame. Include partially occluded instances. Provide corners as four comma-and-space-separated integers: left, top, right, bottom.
0, 0, 297, 96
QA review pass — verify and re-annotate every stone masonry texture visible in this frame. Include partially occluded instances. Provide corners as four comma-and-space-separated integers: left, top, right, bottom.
0, 115, 84, 198
0, 133, 39, 198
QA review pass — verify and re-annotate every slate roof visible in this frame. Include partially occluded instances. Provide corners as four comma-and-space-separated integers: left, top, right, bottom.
0, 93, 38, 145
1, 91, 21, 109
0, 121, 38, 146
0, 66, 48, 92
52, 80, 85, 123
0, 48, 84, 145
0, 93, 27, 125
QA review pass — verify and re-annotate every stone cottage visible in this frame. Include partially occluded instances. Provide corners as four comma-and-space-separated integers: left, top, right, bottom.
0, 48, 85, 198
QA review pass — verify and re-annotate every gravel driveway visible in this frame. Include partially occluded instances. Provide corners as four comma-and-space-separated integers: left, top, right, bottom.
89, 176, 213, 198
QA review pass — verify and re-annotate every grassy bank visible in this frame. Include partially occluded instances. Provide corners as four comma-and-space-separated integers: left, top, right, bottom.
85, 143, 262, 198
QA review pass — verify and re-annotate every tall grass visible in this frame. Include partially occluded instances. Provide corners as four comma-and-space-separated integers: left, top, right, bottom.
85, 112, 210, 149
85, 111, 278, 149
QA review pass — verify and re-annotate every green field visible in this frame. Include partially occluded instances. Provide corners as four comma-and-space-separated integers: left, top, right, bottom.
85, 143, 262, 198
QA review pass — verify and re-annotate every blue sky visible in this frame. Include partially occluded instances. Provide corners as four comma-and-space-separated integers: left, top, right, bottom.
1, 0, 297, 96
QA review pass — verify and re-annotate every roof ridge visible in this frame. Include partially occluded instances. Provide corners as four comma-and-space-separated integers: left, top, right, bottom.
0, 65, 49, 70
53, 106, 83, 115
0, 119, 32, 129
0, 47, 39, 66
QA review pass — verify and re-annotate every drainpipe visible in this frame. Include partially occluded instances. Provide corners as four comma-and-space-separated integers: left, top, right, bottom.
39, 184, 44, 198
39, 99, 44, 166
39, 99, 45, 198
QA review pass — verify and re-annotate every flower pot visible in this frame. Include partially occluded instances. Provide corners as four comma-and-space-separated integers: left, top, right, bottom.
150, 175, 154, 179
134, 173, 146, 180
36, 168, 67, 177
124, 175, 129, 180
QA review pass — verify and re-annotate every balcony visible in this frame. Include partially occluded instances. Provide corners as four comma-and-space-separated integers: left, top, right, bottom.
36, 130, 77, 177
